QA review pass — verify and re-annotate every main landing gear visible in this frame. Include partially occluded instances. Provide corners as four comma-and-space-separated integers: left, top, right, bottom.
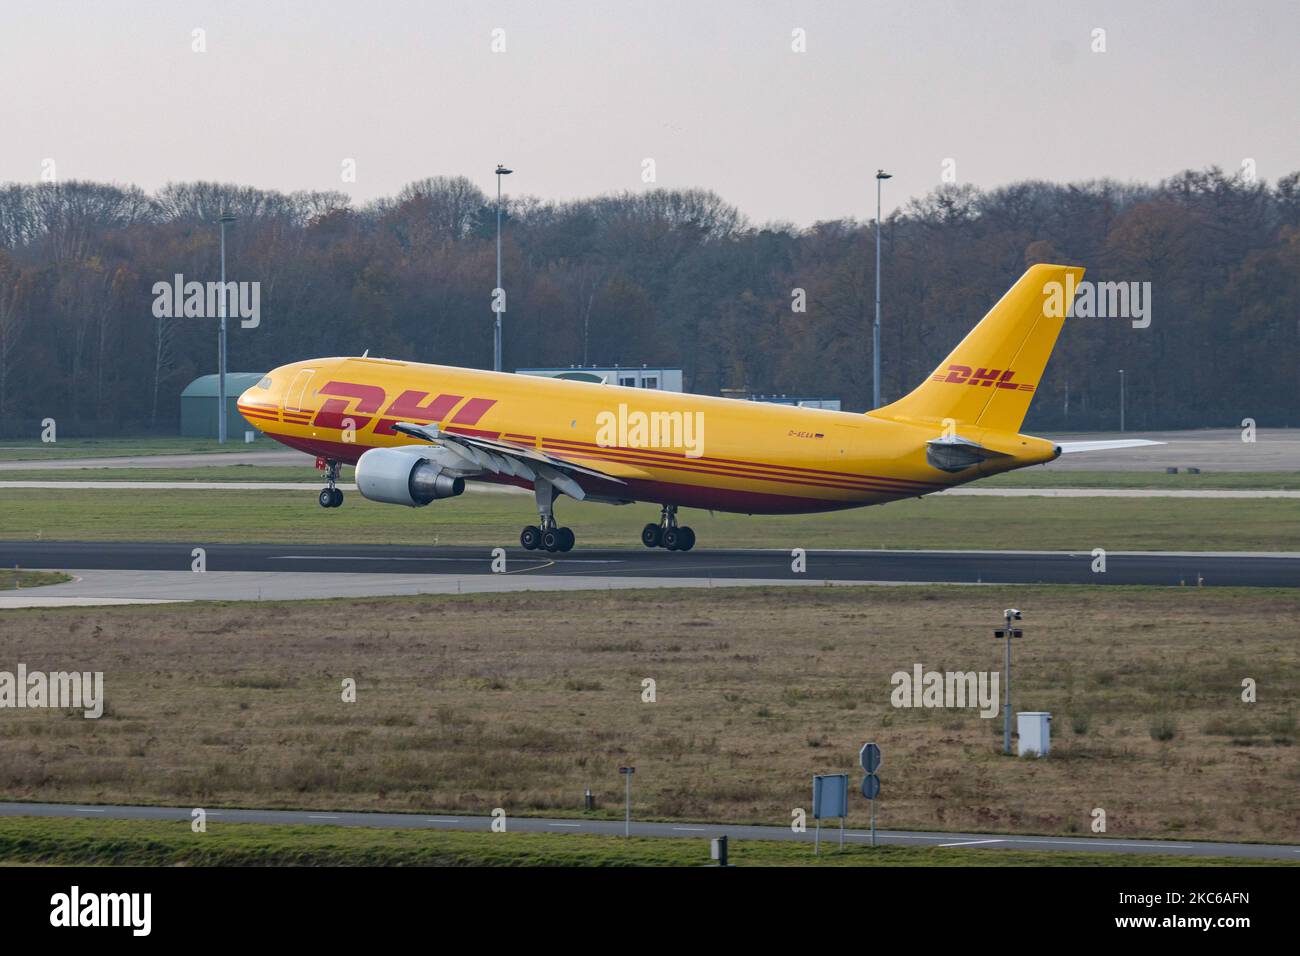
642, 503, 695, 551
520, 477, 575, 552
317, 457, 344, 508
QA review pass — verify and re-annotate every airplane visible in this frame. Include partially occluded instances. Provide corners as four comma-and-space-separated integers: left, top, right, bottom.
238, 263, 1157, 552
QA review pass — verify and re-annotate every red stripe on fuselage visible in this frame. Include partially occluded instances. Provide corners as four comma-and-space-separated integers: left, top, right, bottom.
541, 437, 936, 491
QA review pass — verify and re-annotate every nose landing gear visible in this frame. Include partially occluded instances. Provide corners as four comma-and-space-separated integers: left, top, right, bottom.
317, 457, 344, 508
642, 503, 694, 551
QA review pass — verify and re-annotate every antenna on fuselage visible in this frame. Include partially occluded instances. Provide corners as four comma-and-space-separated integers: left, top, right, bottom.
361, 349, 369, 358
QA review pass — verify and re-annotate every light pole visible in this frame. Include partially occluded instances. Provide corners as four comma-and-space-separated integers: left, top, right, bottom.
995, 609, 1023, 755
217, 213, 237, 443
1118, 369, 1126, 432
494, 164, 513, 373
873, 170, 892, 410
619, 766, 634, 837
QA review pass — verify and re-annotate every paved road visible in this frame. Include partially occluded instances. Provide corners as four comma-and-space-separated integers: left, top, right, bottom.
0, 801, 1291, 860
1045, 429, 1300, 471
1, 542, 1296, 588
0, 569, 855, 607
0, 450, 305, 471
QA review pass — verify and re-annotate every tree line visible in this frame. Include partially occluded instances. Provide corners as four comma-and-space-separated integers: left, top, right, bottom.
0, 167, 1296, 437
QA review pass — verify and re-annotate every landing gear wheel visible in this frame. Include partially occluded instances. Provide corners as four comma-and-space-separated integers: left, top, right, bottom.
557, 527, 576, 552
677, 526, 696, 552
542, 528, 561, 552
662, 527, 682, 551
641, 524, 662, 548
318, 459, 343, 508
520, 525, 542, 550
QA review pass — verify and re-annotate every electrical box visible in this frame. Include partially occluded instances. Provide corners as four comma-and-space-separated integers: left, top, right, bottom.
1017, 711, 1052, 757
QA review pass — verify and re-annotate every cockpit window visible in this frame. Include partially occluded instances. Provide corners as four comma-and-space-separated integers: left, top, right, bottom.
256, 376, 272, 389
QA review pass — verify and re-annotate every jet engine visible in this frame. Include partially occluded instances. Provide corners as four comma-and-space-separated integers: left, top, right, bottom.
354, 446, 466, 507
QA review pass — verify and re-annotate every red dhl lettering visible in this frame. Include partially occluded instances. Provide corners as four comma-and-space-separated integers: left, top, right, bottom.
310, 381, 497, 431
936, 365, 1033, 390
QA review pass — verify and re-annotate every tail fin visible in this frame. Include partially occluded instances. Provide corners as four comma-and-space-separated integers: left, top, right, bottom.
873, 263, 1083, 432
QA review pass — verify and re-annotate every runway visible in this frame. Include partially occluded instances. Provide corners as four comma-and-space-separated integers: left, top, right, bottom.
0, 801, 1291, 860
0, 541, 1295, 607
3, 480, 1298, 498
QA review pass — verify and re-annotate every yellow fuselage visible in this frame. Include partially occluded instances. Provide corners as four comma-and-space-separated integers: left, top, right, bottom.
239, 356, 1057, 514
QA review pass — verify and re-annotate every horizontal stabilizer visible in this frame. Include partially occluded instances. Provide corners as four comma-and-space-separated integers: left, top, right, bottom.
1056, 439, 1164, 454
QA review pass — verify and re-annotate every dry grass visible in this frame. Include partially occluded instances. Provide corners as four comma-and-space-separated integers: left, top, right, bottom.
0, 585, 1296, 844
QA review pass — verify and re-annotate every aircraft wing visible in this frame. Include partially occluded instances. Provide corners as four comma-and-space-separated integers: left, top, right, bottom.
392, 421, 625, 501
1055, 439, 1164, 454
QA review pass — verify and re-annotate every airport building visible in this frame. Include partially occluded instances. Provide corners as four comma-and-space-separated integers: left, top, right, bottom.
516, 366, 683, 391
749, 394, 842, 411
180, 372, 267, 439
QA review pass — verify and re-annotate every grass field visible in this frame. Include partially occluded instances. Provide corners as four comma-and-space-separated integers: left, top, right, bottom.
5, 466, 1299, 490
0, 585, 1295, 845
0, 437, 279, 462
0, 570, 70, 590
0, 817, 1285, 867
1, 486, 1298, 551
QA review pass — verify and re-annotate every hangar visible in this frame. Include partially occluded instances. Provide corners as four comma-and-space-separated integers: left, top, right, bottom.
180, 372, 266, 439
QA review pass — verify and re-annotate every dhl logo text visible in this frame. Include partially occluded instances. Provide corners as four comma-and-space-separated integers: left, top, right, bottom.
298, 381, 497, 432
930, 365, 1035, 392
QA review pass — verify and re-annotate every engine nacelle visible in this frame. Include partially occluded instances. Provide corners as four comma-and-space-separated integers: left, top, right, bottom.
354, 446, 465, 507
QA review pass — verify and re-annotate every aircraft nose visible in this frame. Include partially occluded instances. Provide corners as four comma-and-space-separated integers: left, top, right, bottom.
236, 374, 276, 430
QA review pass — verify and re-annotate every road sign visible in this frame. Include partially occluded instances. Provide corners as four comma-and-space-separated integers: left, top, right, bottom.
618, 766, 635, 774
859, 742, 882, 774
812, 773, 849, 854
861, 774, 881, 799
812, 773, 849, 819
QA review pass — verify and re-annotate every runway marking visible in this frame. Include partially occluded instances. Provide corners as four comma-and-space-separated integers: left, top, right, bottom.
1003, 837, 1197, 850
672, 826, 707, 831
424, 818, 460, 823
940, 839, 1005, 847
507, 560, 558, 575
558, 562, 769, 578
308, 814, 340, 819
846, 832, 1200, 851
73, 808, 105, 813
548, 823, 581, 828
273, 555, 623, 564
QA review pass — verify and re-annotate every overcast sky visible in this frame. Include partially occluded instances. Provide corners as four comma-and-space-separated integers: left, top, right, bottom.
4, 0, 1298, 225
